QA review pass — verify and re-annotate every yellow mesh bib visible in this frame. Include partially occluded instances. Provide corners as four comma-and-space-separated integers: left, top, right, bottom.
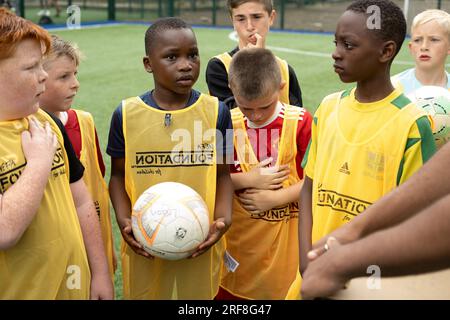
0, 109, 90, 299
75, 109, 115, 283
221, 105, 302, 299
122, 94, 225, 299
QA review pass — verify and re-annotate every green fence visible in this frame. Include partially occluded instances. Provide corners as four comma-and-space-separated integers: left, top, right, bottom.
13, 0, 450, 32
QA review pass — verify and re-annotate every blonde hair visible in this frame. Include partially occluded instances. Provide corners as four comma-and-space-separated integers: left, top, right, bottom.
412, 9, 450, 38
44, 34, 83, 67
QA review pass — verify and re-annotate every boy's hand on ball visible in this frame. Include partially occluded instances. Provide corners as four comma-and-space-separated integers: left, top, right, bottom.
190, 218, 228, 258
121, 220, 153, 259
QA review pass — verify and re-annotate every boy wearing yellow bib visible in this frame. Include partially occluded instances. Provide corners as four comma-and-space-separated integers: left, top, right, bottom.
206, 0, 303, 109
299, 0, 436, 275
214, 48, 312, 300
39, 35, 116, 283
107, 18, 233, 299
0, 9, 113, 299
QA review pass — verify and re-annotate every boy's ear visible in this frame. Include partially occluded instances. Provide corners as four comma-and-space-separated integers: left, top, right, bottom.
279, 81, 286, 91
143, 56, 153, 73
269, 10, 276, 27
379, 40, 396, 64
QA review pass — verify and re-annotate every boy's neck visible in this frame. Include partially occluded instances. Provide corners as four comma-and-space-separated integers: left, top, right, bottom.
415, 67, 448, 87
355, 72, 395, 103
151, 88, 193, 111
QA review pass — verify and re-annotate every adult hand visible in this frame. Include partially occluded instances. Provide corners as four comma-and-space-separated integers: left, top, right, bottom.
301, 242, 348, 300
307, 225, 360, 262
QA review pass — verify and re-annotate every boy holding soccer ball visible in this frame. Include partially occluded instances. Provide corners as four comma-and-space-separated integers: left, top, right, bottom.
299, 0, 437, 276
107, 17, 233, 299
215, 48, 312, 300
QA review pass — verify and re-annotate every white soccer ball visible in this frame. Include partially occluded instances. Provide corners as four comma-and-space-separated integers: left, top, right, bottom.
131, 182, 210, 260
407, 86, 450, 147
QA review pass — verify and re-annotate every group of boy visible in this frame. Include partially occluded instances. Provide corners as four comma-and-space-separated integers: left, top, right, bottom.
0, 0, 449, 300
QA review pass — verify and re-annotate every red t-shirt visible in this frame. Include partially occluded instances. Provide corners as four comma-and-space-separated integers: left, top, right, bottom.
231, 106, 312, 179
65, 109, 106, 176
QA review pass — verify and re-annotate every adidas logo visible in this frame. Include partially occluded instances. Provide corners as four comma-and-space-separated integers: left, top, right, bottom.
339, 162, 350, 175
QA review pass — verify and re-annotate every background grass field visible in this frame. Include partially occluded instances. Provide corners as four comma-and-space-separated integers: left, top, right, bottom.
51, 24, 437, 299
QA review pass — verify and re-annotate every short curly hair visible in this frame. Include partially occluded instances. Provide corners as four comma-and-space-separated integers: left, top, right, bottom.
144, 17, 194, 55
346, 0, 406, 57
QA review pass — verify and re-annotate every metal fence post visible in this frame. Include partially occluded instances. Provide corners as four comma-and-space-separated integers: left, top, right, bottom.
279, 0, 285, 30
168, 0, 175, 16
158, 0, 163, 17
108, 0, 115, 20
18, 0, 25, 17
212, 0, 217, 26
438, 0, 442, 9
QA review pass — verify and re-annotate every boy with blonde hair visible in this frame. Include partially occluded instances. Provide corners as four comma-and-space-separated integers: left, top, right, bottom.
393, 9, 450, 94
39, 35, 116, 282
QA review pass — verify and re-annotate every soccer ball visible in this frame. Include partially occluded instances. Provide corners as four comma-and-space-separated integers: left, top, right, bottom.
131, 182, 210, 260
407, 86, 450, 147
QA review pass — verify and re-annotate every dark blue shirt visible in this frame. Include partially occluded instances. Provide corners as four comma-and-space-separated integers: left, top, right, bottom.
107, 90, 233, 159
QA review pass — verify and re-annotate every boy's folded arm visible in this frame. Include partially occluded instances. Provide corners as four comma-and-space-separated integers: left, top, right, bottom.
268, 181, 303, 208
230, 158, 289, 191
230, 171, 254, 190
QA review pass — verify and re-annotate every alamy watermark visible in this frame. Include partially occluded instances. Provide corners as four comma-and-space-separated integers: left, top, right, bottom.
66, 264, 81, 290
366, 265, 381, 290
162, 121, 281, 167
366, 5, 381, 30
66, 5, 81, 30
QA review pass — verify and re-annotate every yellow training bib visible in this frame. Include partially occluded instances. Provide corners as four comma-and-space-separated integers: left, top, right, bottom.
121, 93, 225, 299
0, 109, 90, 299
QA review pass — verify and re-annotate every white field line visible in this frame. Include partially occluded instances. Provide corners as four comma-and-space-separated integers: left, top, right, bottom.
228, 31, 450, 67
